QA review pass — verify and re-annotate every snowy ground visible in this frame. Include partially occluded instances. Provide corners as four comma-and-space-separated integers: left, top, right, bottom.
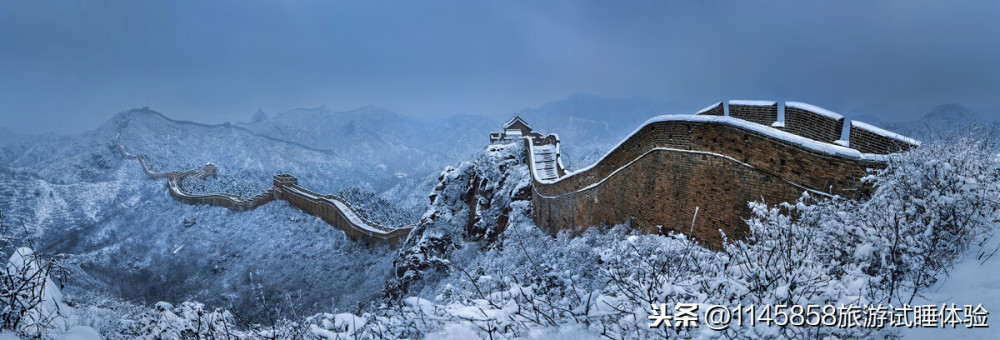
902, 251, 1000, 339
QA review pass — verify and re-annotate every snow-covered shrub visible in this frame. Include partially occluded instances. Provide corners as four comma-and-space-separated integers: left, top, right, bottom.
75, 293, 310, 340
1, 247, 69, 338
0, 213, 69, 338
127, 301, 241, 339
329, 134, 1000, 339
336, 187, 420, 228
0, 213, 107, 339
179, 168, 272, 198
857, 134, 1000, 304
596, 134, 1000, 338
391, 142, 532, 297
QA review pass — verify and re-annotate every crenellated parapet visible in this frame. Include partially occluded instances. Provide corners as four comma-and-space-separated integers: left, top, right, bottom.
514, 101, 918, 248
695, 102, 724, 116
272, 175, 412, 247
728, 100, 778, 126
166, 172, 275, 212
694, 100, 918, 152
783, 101, 845, 143
849, 121, 921, 154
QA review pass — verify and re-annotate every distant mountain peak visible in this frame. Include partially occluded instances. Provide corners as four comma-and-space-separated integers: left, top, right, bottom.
924, 103, 981, 122
250, 109, 267, 123
123, 106, 154, 116
110, 106, 169, 126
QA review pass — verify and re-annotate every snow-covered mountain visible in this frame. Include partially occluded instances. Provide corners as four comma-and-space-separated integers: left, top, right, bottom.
0, 121, 405, 324
898, 104, 992, 137
843, 102, 917, 124
0, 105, 504, 325
843, 103, 999, 143
239, 105, 498, 182
4, 95, 998, 338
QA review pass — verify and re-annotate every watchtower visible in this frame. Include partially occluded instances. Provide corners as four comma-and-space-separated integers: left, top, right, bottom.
273, 174, 298, 187
490, 115, 543, 143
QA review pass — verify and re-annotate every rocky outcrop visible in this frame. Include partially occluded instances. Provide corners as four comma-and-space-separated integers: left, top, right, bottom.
390, 142, 532, 295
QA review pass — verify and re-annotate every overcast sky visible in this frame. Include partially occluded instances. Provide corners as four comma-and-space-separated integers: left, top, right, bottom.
2, 0, 999, 134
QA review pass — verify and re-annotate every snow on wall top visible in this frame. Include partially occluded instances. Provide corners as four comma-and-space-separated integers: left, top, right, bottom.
729, 100, 777, 106
632, 115, 862, 158
503, 116, 532, 130
284, 185, 385, 233
851, 120, 921, 146
530, 114, 870, 185
329, 199, 374, 232
785, 101, 844, 120
695, 102, 723, 114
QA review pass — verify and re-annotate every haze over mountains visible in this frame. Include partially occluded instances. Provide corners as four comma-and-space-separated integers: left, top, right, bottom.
239, 105, 498, 183
1, 94, 992, 193
1, 94, 992, 185
0, 93, 678, 319
0, 93, 994, 325
846, 102, 998, 141
2, 94, 985, 236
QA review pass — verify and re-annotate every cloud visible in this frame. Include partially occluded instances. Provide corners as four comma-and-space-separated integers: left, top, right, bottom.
1, 0, 998, 133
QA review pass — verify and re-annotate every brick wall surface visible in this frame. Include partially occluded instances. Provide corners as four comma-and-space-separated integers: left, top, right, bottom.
849, 125, 919, 155
697, 103, 725, 116
529, 120, 878, 249
274, 184, 411, 247
129, 150, 412, 247
784, 107, 845, 143
729, 103, 778, 125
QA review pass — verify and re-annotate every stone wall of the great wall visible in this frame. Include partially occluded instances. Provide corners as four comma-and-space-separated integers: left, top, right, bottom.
696, 102, 724, 116
849, 122, 920, 155
274, 183, 412, 247
728, 102, 778, 125
529, 119, 877, 248
784, 104, 844, 143
114, 138, 411, 247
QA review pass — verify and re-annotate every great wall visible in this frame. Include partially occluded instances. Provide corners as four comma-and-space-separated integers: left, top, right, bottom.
112, 135, 414, 247
113, 100, 918, 249
499, 100, 919, 247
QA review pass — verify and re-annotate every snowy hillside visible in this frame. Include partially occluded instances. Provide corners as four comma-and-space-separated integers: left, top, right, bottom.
2, 98, 998, 338
304, 132, 1000, 339
903, 250, 1000, 340
0, 105, 481, 332
34, 160, 398, 323
239, 106, 499, 183
114, 108, 383, 194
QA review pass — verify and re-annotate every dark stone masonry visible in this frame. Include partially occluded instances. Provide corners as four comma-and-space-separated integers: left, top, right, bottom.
728, 101, 778, 125
784, 104, 845, 143
849, 122, 920, 154
696, 102, 724, 116
514, 101, 919, 249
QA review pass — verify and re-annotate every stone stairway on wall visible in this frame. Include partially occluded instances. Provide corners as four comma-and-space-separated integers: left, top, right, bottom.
531, 144, 560, 181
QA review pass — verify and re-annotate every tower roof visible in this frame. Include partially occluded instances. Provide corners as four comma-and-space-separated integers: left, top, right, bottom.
503, 115, 532, 130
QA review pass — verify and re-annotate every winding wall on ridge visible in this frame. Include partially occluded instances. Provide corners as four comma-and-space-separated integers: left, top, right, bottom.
524, 112, 903, 248
113, 137, 413, 247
